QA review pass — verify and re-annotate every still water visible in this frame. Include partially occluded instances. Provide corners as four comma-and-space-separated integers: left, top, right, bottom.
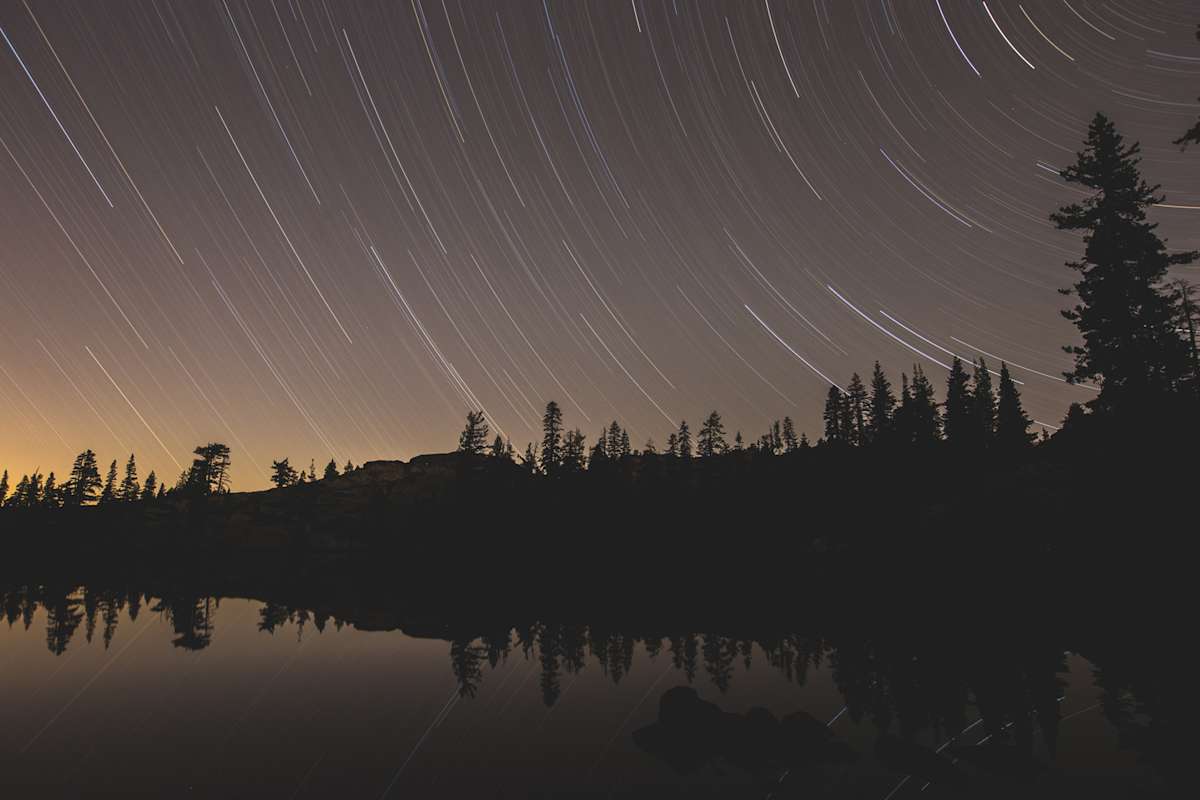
0, 584, 1172, 798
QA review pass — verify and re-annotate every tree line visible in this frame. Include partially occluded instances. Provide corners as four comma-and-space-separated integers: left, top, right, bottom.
451, 109, 1200, 469
4, 106, 1198, 509
267, 457, 357, 489
453, 354, 1038, 476
1, 443, 230, 510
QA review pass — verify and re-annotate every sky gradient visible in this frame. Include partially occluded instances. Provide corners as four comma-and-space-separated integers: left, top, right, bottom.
1, 0, 1198, 489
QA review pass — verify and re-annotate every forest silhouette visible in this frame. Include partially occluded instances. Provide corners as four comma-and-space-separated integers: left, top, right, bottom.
2, 113, 1198, 597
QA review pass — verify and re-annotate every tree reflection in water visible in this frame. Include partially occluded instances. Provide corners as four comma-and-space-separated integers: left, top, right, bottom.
1, 577, 1179, 791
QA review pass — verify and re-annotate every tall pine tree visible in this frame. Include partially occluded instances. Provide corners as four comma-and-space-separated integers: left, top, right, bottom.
823, 386, 844, 445
1053, 113, 1196, 415
65, 450, 101, 506
845, 373, 867, 446
867, 361, 896, 445
909, 366, 942, 446
141, 471, 158, 501
458, 411, 490, 454
943, 358, 974, 447
41, 472, 59, 508
540, 401, 563, 476
99, 460, 118, 505
972, 359, 996, 447
676, 420, 692, 458
270, 459, 298, 488
8, 475, 29, 508
781, 417, 799, 452
187, 444, 232, 494
26, 472, 42, 507
490, 435, 512, 460
118, 454, 140, 502
995, 363, 1035, 452
606, 421, 623, 458
588, 433, 609, 469
697, 411, 727, 457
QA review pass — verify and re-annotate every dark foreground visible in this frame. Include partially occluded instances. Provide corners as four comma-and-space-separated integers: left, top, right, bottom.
1, 430, 1190, 797
0, 544, 1184, 798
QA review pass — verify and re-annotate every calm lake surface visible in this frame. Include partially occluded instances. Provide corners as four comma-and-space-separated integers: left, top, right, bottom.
0, 583, 1173, 798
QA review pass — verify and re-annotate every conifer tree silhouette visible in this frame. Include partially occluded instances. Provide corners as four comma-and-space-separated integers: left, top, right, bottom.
141, 471, 158, 501
867, 361, 895, 445
606, 421, 623, 458
823, 386, 843, 445
676, 420, 692, 458
943, 358, 974, 448
458, 411, 490, 454
489, 435, 512, 460
894, 373, 913, 445
589, 433, 609, 469
270, 459, 299, 488
781, 417, 798, 452
541, 401, 563, 476
845, 373, 867, 446
8, 475, 29, 508
99, 460, 118, 505
1054, 113, 1196, 415
118, 454, 140, 502
972, 359, 997, 446
41, 472, 59, 508
697, 411, 727, 457
65, 450, 101, 506
187, 444, 232, 494
909, 366, 942, 446
995, 363, 1035, 452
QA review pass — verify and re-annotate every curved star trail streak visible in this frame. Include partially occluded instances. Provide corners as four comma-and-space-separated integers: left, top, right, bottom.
0, 0, 1197, 488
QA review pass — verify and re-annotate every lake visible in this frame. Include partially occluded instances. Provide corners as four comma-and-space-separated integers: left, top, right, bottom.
0, 580, 1175, 798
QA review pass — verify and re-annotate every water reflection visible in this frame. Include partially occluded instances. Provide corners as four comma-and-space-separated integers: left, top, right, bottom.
0, 579, 1177, 797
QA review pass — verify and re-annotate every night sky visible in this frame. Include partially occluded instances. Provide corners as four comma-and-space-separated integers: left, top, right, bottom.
1, 0, 1197, 489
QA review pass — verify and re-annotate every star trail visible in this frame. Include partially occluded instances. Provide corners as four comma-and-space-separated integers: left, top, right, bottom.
1, 0, 1197, 488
